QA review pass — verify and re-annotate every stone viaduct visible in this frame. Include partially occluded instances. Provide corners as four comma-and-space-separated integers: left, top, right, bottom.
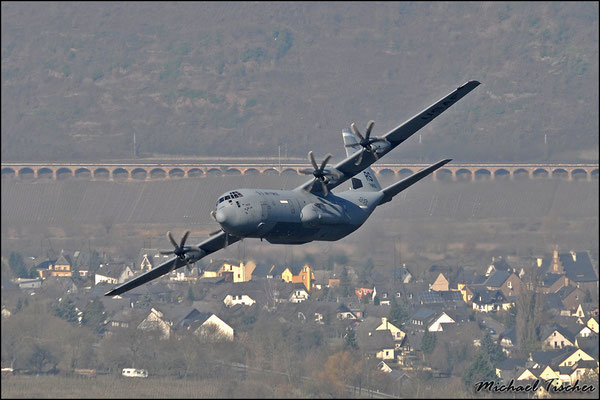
1, 162, 598, 182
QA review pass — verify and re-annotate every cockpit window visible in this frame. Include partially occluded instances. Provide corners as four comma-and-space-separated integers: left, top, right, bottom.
224, 195, 231, 201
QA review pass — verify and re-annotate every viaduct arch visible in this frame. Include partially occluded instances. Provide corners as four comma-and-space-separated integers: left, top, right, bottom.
1, 163, 598, 182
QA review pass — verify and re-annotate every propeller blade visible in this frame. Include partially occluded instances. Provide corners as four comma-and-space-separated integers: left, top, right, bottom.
320, 180, 329, 196
355, 150, 364, 166
365, 120, 375, 139
299, 168, 315, 175
350, 123, 364, 141
308, 151, 318, 170
319, 154, 332, 171
167, 231, 178, 248
208, 229, 222, 236
180, 230, 190, 248
344, 144, 359, 148
159, 250, 175, 255
224, 232, 229, 248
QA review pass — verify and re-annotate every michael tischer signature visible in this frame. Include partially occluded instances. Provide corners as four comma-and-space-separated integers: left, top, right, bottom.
475, 379, 596, 394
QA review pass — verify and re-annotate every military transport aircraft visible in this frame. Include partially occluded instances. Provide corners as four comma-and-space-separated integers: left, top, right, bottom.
105, 80, 480, 296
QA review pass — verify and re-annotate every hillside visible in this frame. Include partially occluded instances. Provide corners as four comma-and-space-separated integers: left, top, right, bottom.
1, 2, 598, 162
2, 177, 598, 269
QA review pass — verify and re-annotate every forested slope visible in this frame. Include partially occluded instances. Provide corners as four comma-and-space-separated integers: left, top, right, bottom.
2, 2, 598, 162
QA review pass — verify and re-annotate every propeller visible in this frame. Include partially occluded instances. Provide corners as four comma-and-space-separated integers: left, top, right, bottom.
346, 120, 388, 165
160, 231, 198, 273
299, 151, 341, 196
160, 231, 194, 260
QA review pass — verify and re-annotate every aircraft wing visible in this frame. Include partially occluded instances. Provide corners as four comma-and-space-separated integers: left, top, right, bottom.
296, 80, 480, 194
104, 230, 239, 297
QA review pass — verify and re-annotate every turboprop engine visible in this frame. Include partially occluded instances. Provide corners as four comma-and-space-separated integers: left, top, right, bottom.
300, 203, 346, 228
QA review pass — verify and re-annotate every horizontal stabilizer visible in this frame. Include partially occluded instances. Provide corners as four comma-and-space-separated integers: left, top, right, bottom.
379, 159, 451, 205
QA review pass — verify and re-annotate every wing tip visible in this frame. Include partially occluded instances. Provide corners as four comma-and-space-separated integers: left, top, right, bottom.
458, 80, 481, 90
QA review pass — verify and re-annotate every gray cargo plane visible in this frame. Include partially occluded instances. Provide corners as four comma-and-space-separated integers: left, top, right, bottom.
105, 81, 480, 296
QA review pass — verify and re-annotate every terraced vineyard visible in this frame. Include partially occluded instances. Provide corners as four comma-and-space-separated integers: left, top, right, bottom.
1, 175, 597, 226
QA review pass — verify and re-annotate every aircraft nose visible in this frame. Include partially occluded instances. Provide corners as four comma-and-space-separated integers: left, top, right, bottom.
216, 206, 235, 225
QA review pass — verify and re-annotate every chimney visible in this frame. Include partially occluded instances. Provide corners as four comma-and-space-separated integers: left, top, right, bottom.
537, 258, 543, 268
552, 249, 562, 273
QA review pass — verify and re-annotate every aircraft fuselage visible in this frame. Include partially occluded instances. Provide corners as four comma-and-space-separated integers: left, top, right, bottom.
214, 188, 383, 244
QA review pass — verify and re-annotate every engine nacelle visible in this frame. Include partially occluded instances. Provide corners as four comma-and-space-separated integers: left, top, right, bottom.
300, 203, 346, 228
371, 139, 391, 155
185, 248, 206, 264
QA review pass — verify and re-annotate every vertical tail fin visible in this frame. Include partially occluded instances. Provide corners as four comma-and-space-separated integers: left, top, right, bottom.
342, 129, 381, 191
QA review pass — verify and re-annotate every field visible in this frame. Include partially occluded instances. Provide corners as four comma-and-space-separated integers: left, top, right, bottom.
0, 375, 302, 398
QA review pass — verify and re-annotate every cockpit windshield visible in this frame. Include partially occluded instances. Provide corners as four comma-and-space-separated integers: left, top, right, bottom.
216, 191, 244, 207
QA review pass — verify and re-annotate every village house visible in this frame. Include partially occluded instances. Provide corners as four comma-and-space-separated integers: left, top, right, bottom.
103, 308, 147, 336
355, 322, 396, 360
355, 286, 374, 301
289, 283, 310, 303
249, 263, 272, 279
14, 277, 42, 289
485, 256, 515, 277
51, 254, 73, 277
95, 264, 135, 285
280, 264, 314, 291
555, 286, 587, 312
221, 260, 256, 283
171, 265, 201, 282
394, 265, 413, 284
190, 313, 235, 341
216, 281, 271, 308
35, 255, 73, 279
137, 307, 172, 339
541, 325, 577, 349
136, 249, 170, 271
336, 304, 359, 320
36, 259, 56, 279
471, 289, 512, 313
536, 249, 598, 301
495, 357, 527, 381
430, 273, 450, 291
1, 306, 12, 319
135, 305, 233, 341
483, 270, 524, 298
312, 270, 332, 290
376, 316, 406, 343
200, 259, 255, 283
498, 327, 518, 355
427, 311, 456, 332
542, 273, 570, 294
223, 291, 257, 307
419, 290, 463, 305
587, 316, 599, 334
